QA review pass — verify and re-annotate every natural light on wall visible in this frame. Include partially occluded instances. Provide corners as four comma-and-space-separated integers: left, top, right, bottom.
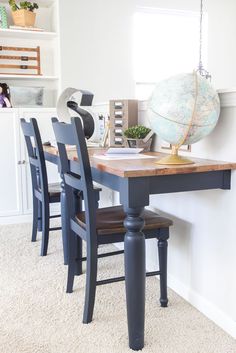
133, 7, 208, 100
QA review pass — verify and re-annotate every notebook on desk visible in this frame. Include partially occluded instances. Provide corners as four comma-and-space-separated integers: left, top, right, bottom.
93, 155, 156, 160
105, 148, 143, 154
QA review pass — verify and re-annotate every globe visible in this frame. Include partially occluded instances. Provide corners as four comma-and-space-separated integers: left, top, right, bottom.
148, 72, 220, 164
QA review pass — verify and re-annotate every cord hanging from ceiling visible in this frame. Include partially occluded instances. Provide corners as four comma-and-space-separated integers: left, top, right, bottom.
196, 0, 211, 80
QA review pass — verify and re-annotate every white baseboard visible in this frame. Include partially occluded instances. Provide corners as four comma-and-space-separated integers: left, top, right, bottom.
114, 243, 236, 339
0, 205, 60, 225
0, 214, 32, 225
167, 273, 236, 339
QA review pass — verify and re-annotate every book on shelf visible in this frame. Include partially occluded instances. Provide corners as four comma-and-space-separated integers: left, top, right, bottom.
9, 25, 45, 32
0, 6, 8, 29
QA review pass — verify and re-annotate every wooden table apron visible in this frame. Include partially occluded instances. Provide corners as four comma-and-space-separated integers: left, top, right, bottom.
44, 150, 232, 351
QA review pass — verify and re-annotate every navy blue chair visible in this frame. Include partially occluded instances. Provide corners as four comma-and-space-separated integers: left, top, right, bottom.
52, 117, 173, 324
21, 118, 61, 256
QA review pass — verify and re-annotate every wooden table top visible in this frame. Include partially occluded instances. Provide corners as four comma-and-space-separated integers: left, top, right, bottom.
43, 146, 236, 178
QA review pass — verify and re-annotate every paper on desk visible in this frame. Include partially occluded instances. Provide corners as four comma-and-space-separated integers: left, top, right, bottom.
93, 154, 156, 160
105, 148, 143, 154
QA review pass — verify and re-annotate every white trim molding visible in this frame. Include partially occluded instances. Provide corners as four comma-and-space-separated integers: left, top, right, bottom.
138, 89, 236, 111
0, 214, 32, 225
116, 240, 236, 340
218, 89, 236, 108
167, 274, 236, 339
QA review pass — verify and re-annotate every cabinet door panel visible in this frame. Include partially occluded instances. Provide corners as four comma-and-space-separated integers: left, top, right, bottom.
0, 110, 22, 216
19, 109, 60, 214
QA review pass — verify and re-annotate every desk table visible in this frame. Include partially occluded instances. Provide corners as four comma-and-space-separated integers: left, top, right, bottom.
44, 146, 236, 351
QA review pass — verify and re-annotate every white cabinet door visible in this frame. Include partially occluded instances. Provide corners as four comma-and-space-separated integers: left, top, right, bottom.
19, 108, 60, 214
0, 109, 23, 216
0, 107, 113, 219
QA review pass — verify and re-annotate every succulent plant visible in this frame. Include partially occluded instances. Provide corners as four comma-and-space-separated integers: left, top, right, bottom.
9, 0, 39, 12
124, 125, 151, 139
9, 0, 19, 11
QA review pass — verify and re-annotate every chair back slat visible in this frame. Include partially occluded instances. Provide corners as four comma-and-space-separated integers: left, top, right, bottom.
52, 121, 76, 145
52, 117, 97, 243
21, 120, 35, 159
64, 173, 84, 192
20, 120, 34, 137
70, 159, 82, 177
20, 118, 49, 200
29, 156, 40, 168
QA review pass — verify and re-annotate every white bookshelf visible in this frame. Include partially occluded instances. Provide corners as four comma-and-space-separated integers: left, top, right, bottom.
0, 0, 54, 7
0, 74, 59, 80
0, 28, 58, 40
0, 0, 61, 107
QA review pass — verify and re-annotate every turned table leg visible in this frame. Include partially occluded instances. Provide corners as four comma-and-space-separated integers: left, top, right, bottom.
124, 207, 145, 351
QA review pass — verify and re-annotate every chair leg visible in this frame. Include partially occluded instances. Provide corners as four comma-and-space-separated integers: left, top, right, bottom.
75, 236, 83, 276
40, 202, 50, 256
37, 200, 42, 232
66, 231, 80, 293
83, 244, 98, 324
158, 236, 168, 307
31, 196, 38, 242
73, 193, 83, 276
67, 259, 75, 293
61, 181, 69, 265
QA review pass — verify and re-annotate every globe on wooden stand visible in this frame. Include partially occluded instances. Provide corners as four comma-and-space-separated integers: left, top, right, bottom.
148, 72, 220, 165
157, 145, 194, 165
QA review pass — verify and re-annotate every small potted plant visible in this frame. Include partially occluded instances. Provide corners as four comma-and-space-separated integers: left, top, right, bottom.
9, 1, 39, 27
124, 125, 154, 152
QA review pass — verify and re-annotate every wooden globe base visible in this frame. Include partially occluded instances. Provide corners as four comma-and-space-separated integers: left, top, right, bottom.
156, 145, 195, 165
156, 154, 194, 165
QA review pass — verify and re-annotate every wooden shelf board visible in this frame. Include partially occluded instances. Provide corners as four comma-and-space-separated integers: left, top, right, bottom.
0, 0, 54, 7
0, 28, 58, 40
0, 74, 59, 80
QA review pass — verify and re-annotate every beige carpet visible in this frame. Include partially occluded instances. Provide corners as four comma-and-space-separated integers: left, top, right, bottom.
0, 224, 236, 353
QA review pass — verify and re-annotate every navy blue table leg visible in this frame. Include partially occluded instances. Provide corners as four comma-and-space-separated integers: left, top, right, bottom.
124, 207, 146, 351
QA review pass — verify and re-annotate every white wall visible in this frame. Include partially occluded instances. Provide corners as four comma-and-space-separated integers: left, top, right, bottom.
59, 0, 236, 100
139, 95, 236, 338
59, 0, 236, 338
207, 0, 236, 89
59, 0, 135, 102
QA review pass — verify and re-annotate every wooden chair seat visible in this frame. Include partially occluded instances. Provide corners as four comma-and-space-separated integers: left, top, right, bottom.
76, 205, 173, 236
